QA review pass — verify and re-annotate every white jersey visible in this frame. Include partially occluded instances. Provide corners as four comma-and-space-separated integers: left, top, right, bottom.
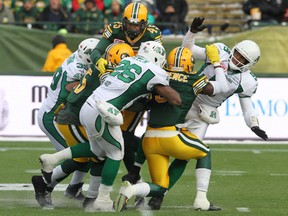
87, 56, 169, 110
194, 43, 258, 108
41, 51, 88, 112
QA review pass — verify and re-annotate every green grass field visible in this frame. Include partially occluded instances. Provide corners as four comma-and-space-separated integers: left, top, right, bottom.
0, 141, 288, 216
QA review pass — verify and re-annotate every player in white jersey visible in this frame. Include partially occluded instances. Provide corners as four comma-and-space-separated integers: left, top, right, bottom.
169, 17, 268, 211
78, 41, 181, 211
145, 17, 268, 211
34, 38, 100, 209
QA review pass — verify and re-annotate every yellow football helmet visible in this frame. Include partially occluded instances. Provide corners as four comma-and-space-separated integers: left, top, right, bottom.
167, 46, 195, 73
122, 2, 148, 39
104, 42, 135, 66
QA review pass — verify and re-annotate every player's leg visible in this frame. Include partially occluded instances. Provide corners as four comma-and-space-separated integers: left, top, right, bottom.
80, 102, 124, 211
114, 135, 169, 212
37, 107, 67, 150
121, 110, 145, 171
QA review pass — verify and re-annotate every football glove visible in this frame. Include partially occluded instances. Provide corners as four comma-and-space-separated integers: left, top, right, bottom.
95, 58, 108, 74
190, 17, 207, 33
251, 126, 268, 140
205, 44, 220, 66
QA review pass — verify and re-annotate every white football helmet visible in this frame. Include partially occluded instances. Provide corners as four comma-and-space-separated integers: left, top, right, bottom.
77, 38, 100, 65
137, 41, 166, 68
228, 40, 260, 72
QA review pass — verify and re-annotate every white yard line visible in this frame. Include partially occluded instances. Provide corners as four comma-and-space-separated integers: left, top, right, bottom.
236, 207, 251, 212
0, 183, 89, 191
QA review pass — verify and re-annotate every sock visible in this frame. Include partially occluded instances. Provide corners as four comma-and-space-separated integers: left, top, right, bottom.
101, 158, 120, 186
97, 184, 113, 200
134, 136, 146, 164
87, 175, 101, 198
195, 168, 211, 193
70, 170, 87, 185
168, 159, 188, 190
47, 165, 68, 188
134, 182, 150, 197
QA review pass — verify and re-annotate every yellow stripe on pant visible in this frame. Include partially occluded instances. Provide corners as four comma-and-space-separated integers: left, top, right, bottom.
142, 126, 209, 188
56, 123, 91, 163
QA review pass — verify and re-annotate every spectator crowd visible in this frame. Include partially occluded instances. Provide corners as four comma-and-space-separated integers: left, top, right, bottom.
0, 0, 189, 35
1, 0, 288, 35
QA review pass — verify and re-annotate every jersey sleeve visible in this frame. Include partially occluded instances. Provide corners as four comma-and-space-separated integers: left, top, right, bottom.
238, 72, 258, 98
91, 22, 122, 64
192, 73, 209, 95
147, 25, 162, 43
146, 64, 169, 91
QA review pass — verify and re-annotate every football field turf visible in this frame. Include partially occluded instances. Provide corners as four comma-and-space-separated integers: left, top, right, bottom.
0, 141, 287, 216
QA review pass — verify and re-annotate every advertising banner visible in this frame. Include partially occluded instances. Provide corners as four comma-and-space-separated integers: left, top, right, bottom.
0, 76, 287, 140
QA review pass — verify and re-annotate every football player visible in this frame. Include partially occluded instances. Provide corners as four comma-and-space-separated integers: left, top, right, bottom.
91, 2, 163, 186
114, 44, 228, 212
78, 41, 181, 211
174, 17, 268, 211
33, 38, 99, 209
36, 42, 135, 211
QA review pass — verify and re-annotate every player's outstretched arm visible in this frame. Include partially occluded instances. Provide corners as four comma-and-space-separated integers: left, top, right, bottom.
154, 85, 182, 106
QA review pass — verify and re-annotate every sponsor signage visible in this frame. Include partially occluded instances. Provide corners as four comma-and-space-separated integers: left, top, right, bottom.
0, 76, 287, 140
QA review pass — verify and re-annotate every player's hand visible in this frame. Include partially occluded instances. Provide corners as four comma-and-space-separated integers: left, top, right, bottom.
95, 58, 108, 74
205, 44, 220, 66
190, 17, 207, 33
251, 126, 268, 140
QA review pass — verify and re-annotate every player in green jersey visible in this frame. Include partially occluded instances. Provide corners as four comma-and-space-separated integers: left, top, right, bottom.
91, 2, 163, 186
114, 44, 228, 212
32, 42, 134, 210
78, 41, 181, 211
92, 2, 162, 73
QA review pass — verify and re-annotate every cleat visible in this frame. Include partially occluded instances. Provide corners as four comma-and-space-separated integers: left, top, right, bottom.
148, 196, 163, 210
122, 172, 141, 184
31, 175, 54, 209
114, 181, 134, 212
207, 204, 222, 211
194, 199, 222, 211
39, 154, 58, 173
134, 196, 145, 207
83, 197, 96, 212
93, 198, 114, 212
114, 193, 129, 212
64, 182, 85, 202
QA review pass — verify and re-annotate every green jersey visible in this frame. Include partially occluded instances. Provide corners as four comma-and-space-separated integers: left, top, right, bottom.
148, 70, 209, 128
91, 22, 162, 64
56, 64, 113, 125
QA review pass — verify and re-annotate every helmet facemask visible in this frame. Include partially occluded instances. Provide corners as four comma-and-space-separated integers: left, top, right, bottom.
122, 2, 148, 40
228, 40, 260, 72
123, 18, 147, 40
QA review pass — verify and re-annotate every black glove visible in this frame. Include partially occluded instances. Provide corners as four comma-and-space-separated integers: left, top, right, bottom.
190, 17, 207, 33
251, 126, 268, 140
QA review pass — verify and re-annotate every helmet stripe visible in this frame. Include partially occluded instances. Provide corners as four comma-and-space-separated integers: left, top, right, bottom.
132, 3, 140, 20
175, 47, 184, 67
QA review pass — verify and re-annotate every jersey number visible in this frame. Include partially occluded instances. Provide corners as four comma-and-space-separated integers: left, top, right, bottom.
73, 68, 93, 94
50, 67, 63, 90
111, 60, 143, 83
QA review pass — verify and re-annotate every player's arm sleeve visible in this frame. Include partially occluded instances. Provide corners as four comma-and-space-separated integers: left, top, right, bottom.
209, 67, 229, 95
239, 96, 259, 128
181, 31, 206, 60
90, 37, 112, 65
